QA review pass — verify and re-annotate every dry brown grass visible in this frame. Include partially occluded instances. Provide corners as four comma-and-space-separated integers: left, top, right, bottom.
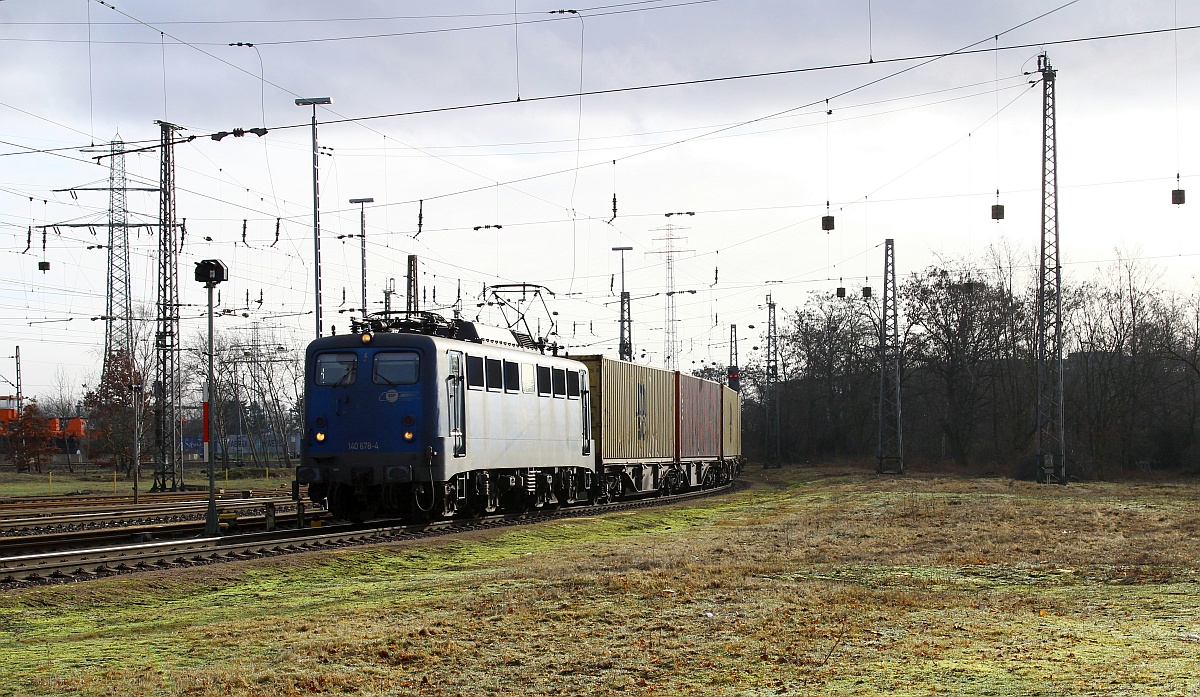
2, 466, 1198, 696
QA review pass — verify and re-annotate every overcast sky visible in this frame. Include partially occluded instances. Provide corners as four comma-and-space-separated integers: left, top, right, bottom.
1, 0, 1198, 399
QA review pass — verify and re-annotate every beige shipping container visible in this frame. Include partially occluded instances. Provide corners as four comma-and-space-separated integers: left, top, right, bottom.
577, 355, 676, 464
721, 385, 742, 458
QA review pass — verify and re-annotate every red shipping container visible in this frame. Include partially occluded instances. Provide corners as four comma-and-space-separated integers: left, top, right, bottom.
677, 373, 721, 460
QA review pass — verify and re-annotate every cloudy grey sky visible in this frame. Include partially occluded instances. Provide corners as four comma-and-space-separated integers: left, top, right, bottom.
1, 0, 1197, 397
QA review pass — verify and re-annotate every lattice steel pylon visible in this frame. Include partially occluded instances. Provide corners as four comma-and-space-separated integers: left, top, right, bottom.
763, 294, 781, 467
1035, 54, 1066, 485
648, 224, 691, 370
153, 121, 184, 492
104, 137, 133, 375
877, 238, 904, 474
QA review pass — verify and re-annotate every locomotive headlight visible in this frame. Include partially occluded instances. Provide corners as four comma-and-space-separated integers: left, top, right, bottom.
315, 431, 326, 442
361, 332, 372, 344
403, 431, 414, 441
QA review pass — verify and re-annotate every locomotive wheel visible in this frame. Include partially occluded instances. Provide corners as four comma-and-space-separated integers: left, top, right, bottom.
467, 472, 499, 518
466, 489, 498, 518
307, 483, 329, 509
500, 488, 532, 514
327, 485, 355, 521
439, 486, 459, 518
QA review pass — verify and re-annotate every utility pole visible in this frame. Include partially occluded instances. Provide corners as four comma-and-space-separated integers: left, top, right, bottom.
131, 381, 141, 504
349, 197, 373, 316
877, 238, 904, 474
406, 255, 419, 312
727, 324, 740, 391
14, 346, 21, 408
613, 246, 633, 361
1035, 53, 1066, 485
153, 120, 183, 492
763, 294, 781, 467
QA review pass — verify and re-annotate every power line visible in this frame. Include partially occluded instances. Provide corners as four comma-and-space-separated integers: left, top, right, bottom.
2, 2, 712, 46
8, 1, 689, 26
0, 17, 1191, 232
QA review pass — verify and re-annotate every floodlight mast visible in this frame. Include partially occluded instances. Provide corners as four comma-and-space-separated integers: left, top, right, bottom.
296, 97, 332, 339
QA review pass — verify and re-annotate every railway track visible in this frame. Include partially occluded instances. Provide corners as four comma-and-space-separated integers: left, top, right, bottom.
0, 496, 300, 535
0, 481, 742, 586
0, 506, 332, 557
0, 488, 293, 511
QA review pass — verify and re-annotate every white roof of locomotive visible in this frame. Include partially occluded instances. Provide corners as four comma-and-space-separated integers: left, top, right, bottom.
455, 321, 522, 347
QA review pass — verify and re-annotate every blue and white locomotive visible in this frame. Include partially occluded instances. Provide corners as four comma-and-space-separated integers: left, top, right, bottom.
297, 312, 741, 521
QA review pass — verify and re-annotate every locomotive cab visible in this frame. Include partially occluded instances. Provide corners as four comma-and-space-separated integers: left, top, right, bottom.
299, 332, 434, 519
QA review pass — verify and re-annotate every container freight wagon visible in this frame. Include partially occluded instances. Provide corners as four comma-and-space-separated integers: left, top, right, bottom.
577, 355, 741, 498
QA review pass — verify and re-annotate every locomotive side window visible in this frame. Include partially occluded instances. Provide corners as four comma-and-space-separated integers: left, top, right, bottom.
485, 358, 503, 391
466, 355, 484, 389
503, 360, 521, 393
315, 352, 358, 386
372, 352, 420, 385
566, 370, 580, 398
537, 366, 552, 396
552, 368, 566, 397
521, 363, 536, 394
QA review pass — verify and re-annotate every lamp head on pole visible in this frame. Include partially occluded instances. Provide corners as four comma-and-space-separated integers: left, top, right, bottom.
349, 197, 374, 205
194, 259, 228, 287
295, 97, 332, 106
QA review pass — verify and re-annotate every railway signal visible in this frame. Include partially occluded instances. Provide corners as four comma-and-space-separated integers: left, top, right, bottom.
196, 258, 228, 536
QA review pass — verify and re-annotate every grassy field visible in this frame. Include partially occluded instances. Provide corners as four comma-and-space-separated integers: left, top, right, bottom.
1, 465, 1198, 696
0, 467, 289, 498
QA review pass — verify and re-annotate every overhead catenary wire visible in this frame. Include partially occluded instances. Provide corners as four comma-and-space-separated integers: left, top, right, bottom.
12, 2, 714, 47
4, 2, 1195, 371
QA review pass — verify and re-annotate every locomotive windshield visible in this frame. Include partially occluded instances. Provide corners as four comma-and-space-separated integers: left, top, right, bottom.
315, 352, 358, 386
373, 352, 420, 385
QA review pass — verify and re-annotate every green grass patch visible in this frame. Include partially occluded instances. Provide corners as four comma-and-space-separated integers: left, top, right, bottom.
1, 467, 1198, 696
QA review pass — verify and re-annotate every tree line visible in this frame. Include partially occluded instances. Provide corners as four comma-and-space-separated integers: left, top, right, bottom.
18, 246, 1200, 481
738, 247, 1200, 478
